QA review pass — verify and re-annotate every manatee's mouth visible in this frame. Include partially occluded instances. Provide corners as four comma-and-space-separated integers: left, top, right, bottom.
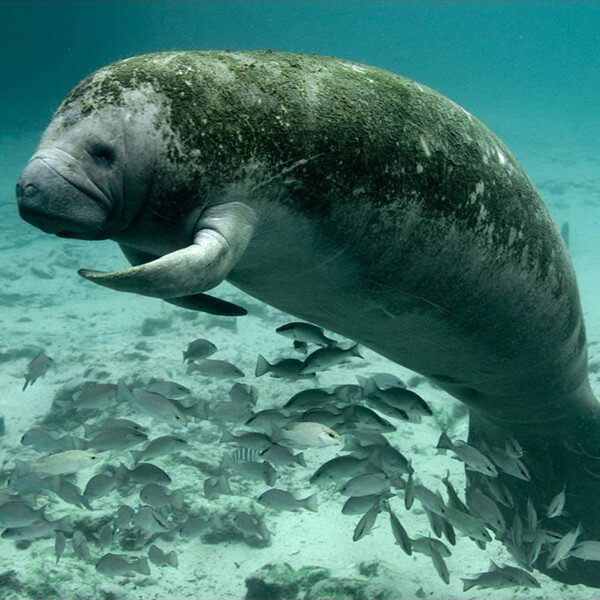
16, 147, 116, 240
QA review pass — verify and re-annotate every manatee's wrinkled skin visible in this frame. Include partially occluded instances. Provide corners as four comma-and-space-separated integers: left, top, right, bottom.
16, 51, 600, 585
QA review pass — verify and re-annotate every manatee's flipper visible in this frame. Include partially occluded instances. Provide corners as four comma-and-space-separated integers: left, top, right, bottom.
115, 242, 247, 316
79, 201, 257, 298
167, 294, 247, 316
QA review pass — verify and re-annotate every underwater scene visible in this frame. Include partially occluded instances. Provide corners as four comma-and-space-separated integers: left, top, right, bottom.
1, 1, 600, 598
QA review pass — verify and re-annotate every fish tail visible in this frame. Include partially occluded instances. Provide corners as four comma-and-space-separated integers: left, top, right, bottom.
182, 351, 188, 363
436, 430, 454, 451
461, 578, 476, 592
14, 459, 31, 477
22, 378, 30, 392
219, 430, 236, 443
255, 355, 271, 377
165, 550, 178, 568
130, 450, 142, 464
295, 452, 307, 467
116, 379, 134, 404
350, 343, 363, 358
303, 493, 319, 512
132, 557, 151, 575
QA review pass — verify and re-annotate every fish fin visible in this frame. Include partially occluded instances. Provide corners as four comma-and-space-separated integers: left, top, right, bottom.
132, 557, 151, 575
436, 431, 454, 451
461, 578, 476, 592
296, 452, 307, 468
219, 430, 236, 443
130, 450, 142, 464
165, 550, 178, 568
489, 559, 500, 571
182, 351, 187, 364
350, 343, 363, 358
255, 355, 271, 377
303, 493, 319, 512
14, 459, 31, 477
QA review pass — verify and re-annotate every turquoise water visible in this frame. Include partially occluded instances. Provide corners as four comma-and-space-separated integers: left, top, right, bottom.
1, 2, 599, 599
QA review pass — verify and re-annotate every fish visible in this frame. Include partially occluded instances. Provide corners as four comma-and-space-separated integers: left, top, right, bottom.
21, 428, 81, 453
310, 455, 373, 487
332, 384, 364, 403
204, 475, 231, 499
55, 530, 66, 563
148, 544, 178, 568
229, 447, 261, 462
283, 388, 337, 411
414, 485, 447, 517
255, 355, 314, 380
275, 322, 336, 346
15, 450, 101, 476
245, 409, 292, 432
273, 422, 341, 448
405, 471, 415, 510
133, 506, 170, 534
260, 445, 306, 467
84, 472, 117, 501
300, 343, 363, 374
2, 516, 69, 540
113, 462, 171, 485
441, 471, 470, 514
362, 380, 431, 418
115, 505, 135, 530
526, 497, 538, 530
52, 477, 91, 509
83, 418, 146, 438
223, 458, 277, 486
343, 431, 390, 452
410, 536, 451, 558
569, 540, 600, 561
483, 477, 514, 508
8, 474, 52, 495
466, 488, 505, 533
341, 493, 391, 515
258, 488, 318, 512
340, 472, 391, 497
436, 432, 498, 477
389, 508, 412, 555
431, 548, 450, 585
187, 359, 244, 379
443, 506, 492, 543
353, 501, 381, 542
462, 560, 540, 591
23, 352, 53, 390
504, 436, 523, 458
300, 407, 345, 429
220, 430, 273, 452
546, 486, 566, 518
128, 386, 187, 427
375, 445, 413, 476
98, 523, 114, 548
202, 400, 254, 424
68, 383, 117, 410
146, 380, 191, 398
140, 483, 184, 510
230, 382, 259, 406
340, 405, 396, 433
486, 446, 530, 480
182, 338, 217, 362
72, 530, 92, 562
179, 515, 214, 538
85, 427, 148, 451
233, 512, 271, 543
96, 553, 151, 578
357, 373, 406, 391
546, 523, 582, 569
131, 435, 188, 463
364, 396, 409, 422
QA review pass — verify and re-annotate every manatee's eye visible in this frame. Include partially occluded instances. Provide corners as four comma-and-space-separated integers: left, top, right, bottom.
89, 143, 115, 166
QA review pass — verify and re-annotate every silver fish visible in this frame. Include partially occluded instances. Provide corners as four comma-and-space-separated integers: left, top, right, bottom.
72, 530, 92, 562
98, 523, 114, 548
275, 322, 336, 346
300, 343, 363, 374
23, 352, 53, 391
462, 560, 540, 591
224, 459, 277, 486
113, 462, 171, 485
411, 536, 451, 558
487, 446, 530, 481
204, 475, 230, 499
128, 386, 187, 427
260, 445, 306, 467
148, 544, 178, 568
133, 506, 170, 534
230, 382, 259, 406
310, 455, 372, 487
187, 359, 244, 379
342, 493, 392, 516
55, 530, 67, 563
284, 388, 337, 411
131, 435, 188, 463
526, 497, 538, 530
437, 432, 497, 477
569, 540, 600, 561
182, 338, 217, 362
16, 450, 101, 476
70, 383, 117, 410
441, 471, 470, 513
115, 505, 135, 530
96, 553, 150, 578
504, 436, 523, 458
140, 483, 184, 510
85, 427, 148, 451
179, 515, 214, 538
443, 506, 492, 543
255, 355, 314, 380
233, 512, 271, 543
341, 472, 391, 497
84, 472, 117, 501
21, 428, 81, 453
546, 523, 582, 569
414, 485, 447, 516
274, 422, 341, 448
245, 409, 292, 432
546, 486, 566, 518
146, 380, 191, 399
357, 373, 406, 390
364, 396, 409, 422
83, 418, 146, 438
341, 405, 396, 433
404, 471, 415, 510
353, 501, 381, 542
220, 430, 273, 452
53, 477, 91, 509
258, 488, 318, 512
8, 474, 52, 495
2, 516, 69, 540
431, 548, 450, 585
389, 508, 412, 555
362, 380, 431, 417
466, 488, 505, 533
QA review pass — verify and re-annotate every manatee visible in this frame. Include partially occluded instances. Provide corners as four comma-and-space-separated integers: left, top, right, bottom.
15, 51, 600, 585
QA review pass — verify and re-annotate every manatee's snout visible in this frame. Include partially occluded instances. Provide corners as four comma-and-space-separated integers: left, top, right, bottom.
16, 154, 112, 240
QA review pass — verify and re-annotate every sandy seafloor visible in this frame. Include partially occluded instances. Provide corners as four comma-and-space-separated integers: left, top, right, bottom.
0, 123, 599, 600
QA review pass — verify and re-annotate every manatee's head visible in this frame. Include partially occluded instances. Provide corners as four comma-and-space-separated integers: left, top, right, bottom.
16, 64, 163, 240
